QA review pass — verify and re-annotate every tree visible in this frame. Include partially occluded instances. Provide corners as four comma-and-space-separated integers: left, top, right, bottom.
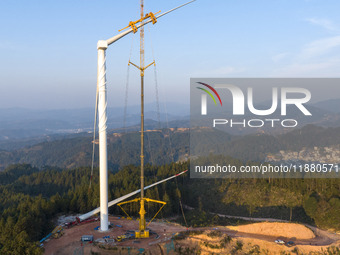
303, 196, 318, 218
163, 192, 171, 216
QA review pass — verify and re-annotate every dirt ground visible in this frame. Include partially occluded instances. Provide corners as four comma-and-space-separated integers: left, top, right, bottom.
227, 222, 315, 239
44, 218, 340, 255
43, 216, 186, 255
174, 228, 340, 255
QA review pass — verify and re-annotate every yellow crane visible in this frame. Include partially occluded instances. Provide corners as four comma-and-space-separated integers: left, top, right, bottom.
117, 197, 166, 237
92, 0, 193, 232
118, 1, 163, 239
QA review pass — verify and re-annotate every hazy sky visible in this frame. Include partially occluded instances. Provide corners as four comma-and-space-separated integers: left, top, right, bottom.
1, 0, 340, 109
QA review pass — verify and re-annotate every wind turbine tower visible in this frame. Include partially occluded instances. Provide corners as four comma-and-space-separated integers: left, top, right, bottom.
95, 0, 195, 232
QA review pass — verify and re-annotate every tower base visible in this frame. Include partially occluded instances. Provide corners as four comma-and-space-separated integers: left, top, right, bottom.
135, 230, 149, 238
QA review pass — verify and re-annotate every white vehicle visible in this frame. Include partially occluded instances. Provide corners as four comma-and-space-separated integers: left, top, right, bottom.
275, 239, 285, 244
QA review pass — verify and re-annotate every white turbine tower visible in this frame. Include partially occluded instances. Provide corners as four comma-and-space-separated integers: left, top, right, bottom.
96, 1, 195, 232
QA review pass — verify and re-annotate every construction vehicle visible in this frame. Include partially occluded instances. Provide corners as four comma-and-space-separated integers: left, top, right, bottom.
81, 235, 94, 242
116, 234, 128, 242
39, 233, 52, 243
39, 225, 64, 245
51, 225, 63, 239
116, 232, 135, 242
64, 217, 99, 228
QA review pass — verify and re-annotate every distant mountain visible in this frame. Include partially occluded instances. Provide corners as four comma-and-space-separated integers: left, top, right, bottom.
0, 102, 189, 150
2, 124, 340, 171
190, 124, 340, 162
0, 128, 190, 171
312, 98, 340, 113
0, 132, 90, 152
0, 102, 189, 136
191, 99, 340, 135
2, 98, 340, 170
0, 116, 189, 152
2, 99, 340, 149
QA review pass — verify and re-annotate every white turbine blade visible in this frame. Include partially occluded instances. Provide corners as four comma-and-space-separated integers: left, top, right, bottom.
78, 170, 187, 221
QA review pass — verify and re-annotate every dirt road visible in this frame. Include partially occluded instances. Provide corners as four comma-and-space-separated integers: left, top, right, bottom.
184, 204, 340, 246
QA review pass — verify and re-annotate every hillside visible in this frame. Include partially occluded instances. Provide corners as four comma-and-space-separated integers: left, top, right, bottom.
1, 98, 340, 152
0, 128, 190, 171
2, 125, 340, 171
0, 163, 339, 254
0, 104, 189, 143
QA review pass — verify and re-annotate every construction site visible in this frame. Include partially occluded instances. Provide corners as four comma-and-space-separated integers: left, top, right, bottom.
42, 214, 340, 254
43, 215, 185, 254
2, 0, 340, 254
42, 1, 194, 253
38, 1, 340, 254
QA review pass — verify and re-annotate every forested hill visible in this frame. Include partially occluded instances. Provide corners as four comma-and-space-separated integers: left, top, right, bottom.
0, 163, 339, 253
0, 163, 188, 253
0, 128, 190, 171
2, 125, 340, 171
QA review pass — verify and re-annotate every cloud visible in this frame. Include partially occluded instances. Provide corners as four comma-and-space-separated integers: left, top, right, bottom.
274, 18, 340, 75
210, 66, 238, 75
191, 66, 245, 77
298, 36, 340, 60
272, 52, 289, 62
273, 58, 340, 76
306, 18, 338, 32
273, 36, 340, 76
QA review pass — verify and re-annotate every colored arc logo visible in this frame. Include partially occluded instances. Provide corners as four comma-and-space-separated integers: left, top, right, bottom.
196, 82, 222, 106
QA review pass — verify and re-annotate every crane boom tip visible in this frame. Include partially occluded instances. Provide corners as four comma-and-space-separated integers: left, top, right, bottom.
176, 170, 188, 176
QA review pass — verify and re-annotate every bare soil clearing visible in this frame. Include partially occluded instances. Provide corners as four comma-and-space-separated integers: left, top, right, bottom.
227, 222, 315, 239
43, 216, 186, 254
44, 218, 340, 254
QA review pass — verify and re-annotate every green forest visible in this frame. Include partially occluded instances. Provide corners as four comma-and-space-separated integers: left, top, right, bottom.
0, 162, 339, 254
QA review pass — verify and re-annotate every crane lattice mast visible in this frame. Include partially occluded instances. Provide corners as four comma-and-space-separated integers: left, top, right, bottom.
139, 0, 147, 238
127, 0, 158, 238
94, 0, 195, 233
